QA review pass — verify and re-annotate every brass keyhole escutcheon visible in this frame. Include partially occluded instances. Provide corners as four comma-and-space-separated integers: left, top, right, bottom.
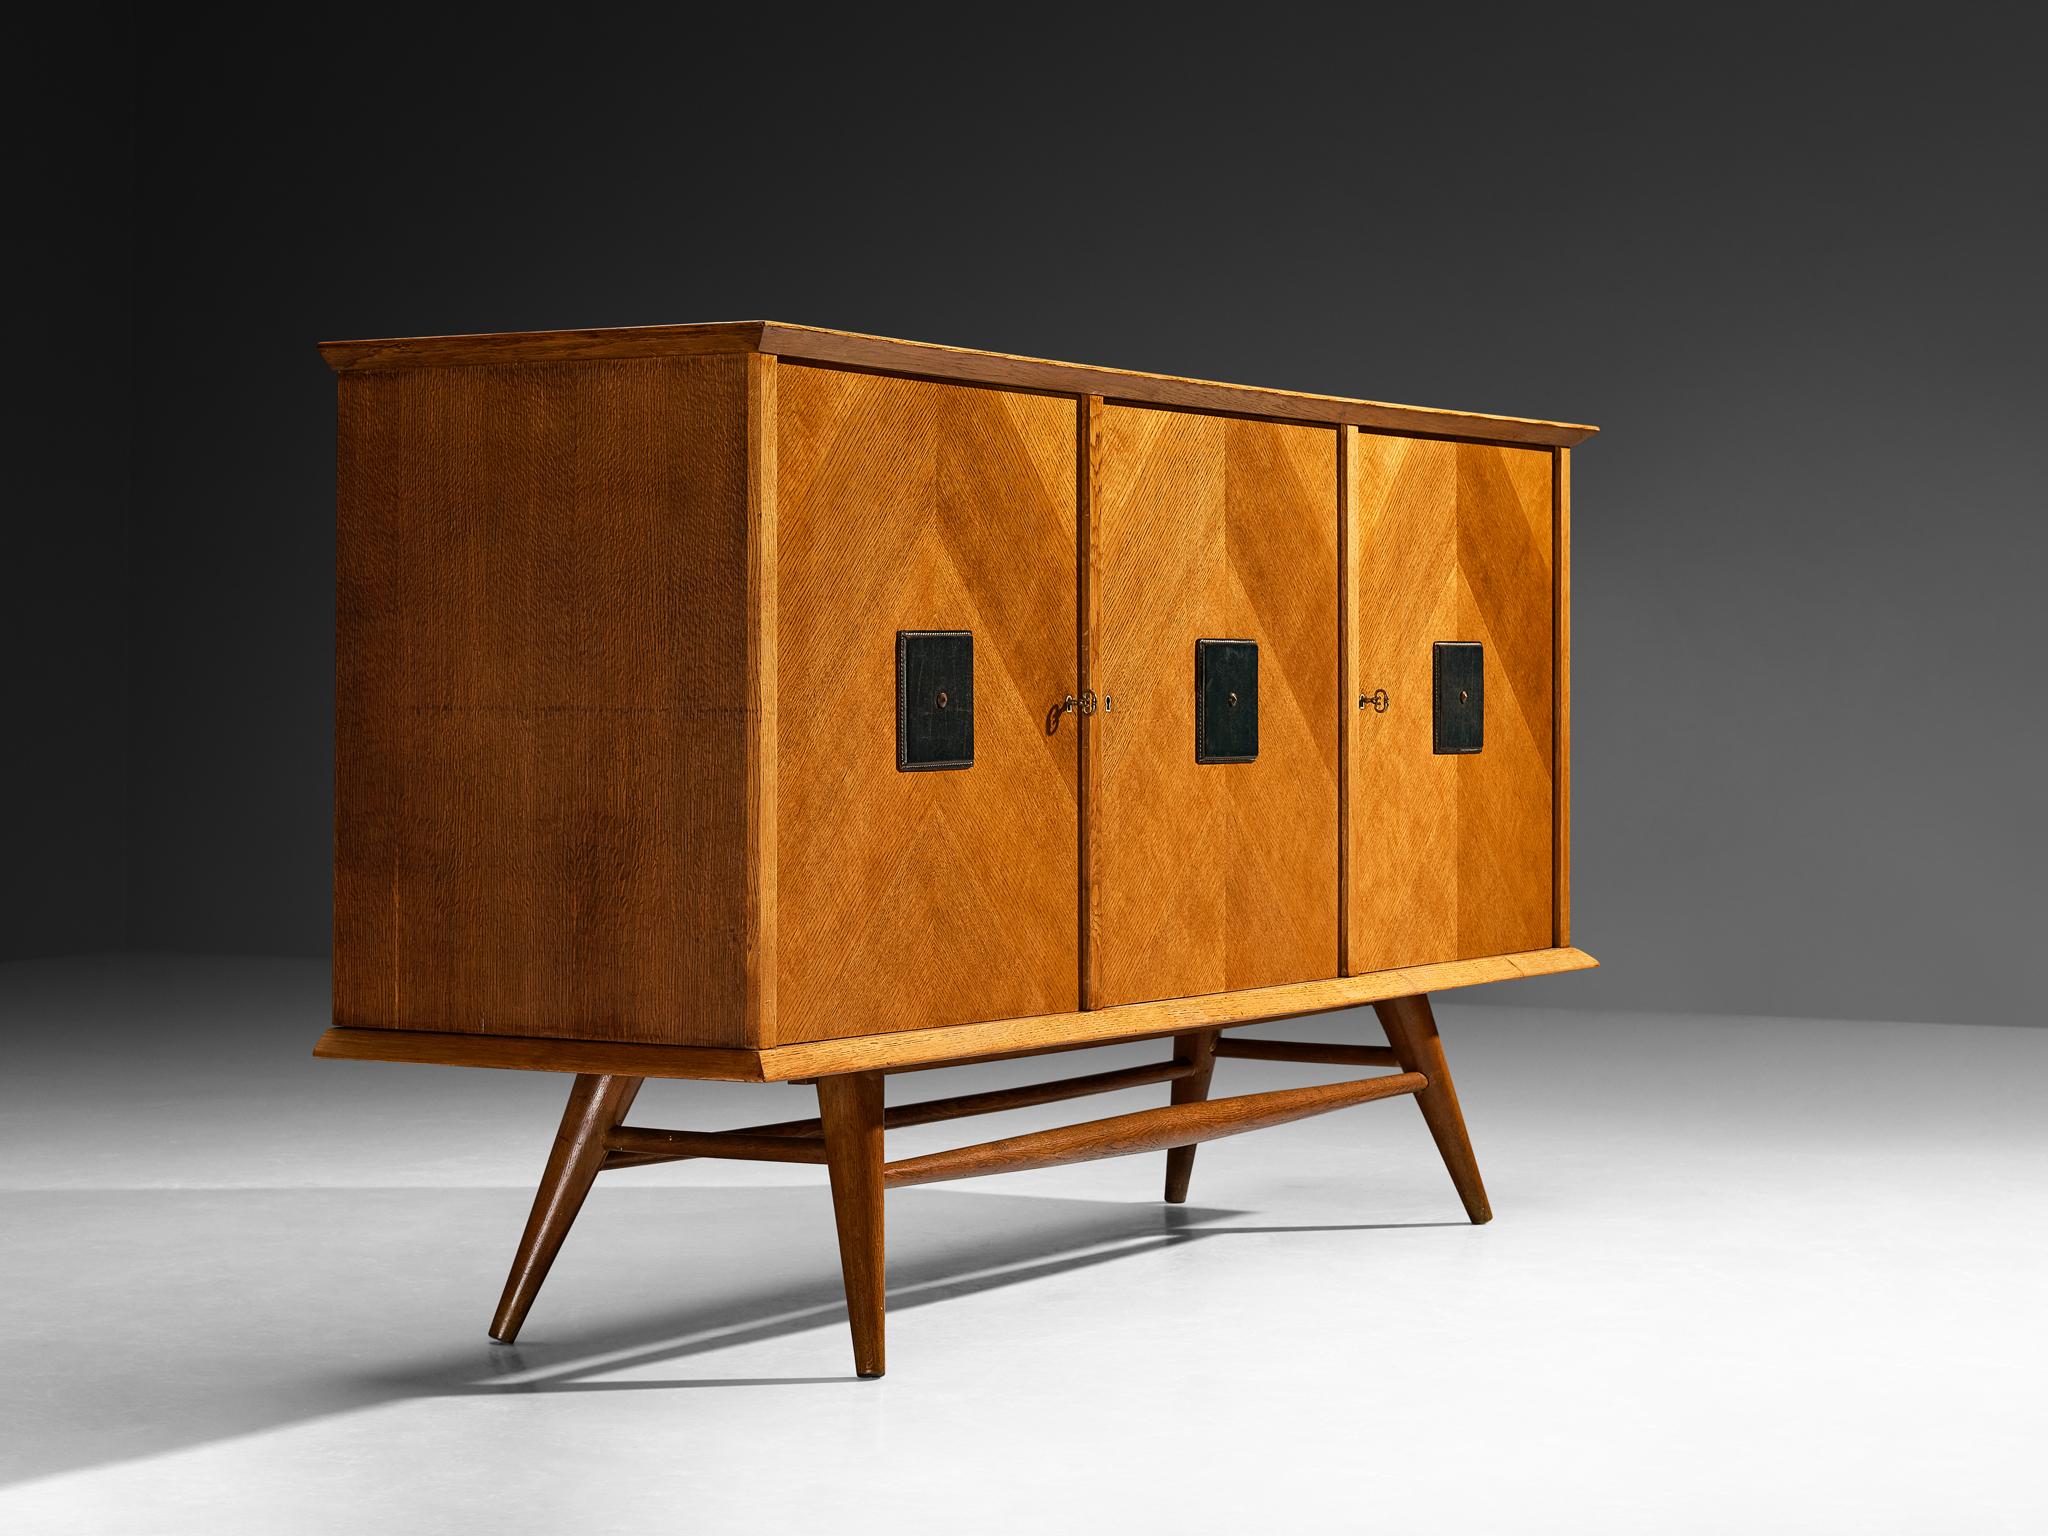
1227, 691, 1238, 708
936, 690, 949, 709
1459, 689, 1469, 704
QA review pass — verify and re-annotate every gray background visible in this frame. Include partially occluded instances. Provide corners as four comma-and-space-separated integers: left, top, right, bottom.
10, 9, 2044, 1025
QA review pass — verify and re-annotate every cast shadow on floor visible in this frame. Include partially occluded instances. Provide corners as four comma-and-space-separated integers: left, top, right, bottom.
433, 1201, 1466, 1396
3, 1182, 1464, 1485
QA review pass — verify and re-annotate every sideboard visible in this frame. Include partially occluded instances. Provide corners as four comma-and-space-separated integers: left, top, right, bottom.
314, 320, 1597, 1376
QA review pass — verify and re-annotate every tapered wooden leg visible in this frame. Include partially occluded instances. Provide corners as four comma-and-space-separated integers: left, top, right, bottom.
489, 1072, 643, 1342
1162, 1029, 1220, 1203
817, 1071, 887, 1378
1374, 993, 1491, 1224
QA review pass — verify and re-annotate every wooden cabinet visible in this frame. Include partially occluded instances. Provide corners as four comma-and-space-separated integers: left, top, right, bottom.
318, 322, 1597, 1376
329, 327, 1588, 1056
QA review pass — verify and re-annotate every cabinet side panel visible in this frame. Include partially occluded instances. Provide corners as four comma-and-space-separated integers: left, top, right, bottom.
1092, 408, 1339, 1007
774, 366, 1080, 1043
333, 357, 755, 1045
746, 355, 779, 1041
1554, 446, 1572, 946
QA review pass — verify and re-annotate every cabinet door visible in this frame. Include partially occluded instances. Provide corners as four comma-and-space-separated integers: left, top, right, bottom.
1088, 405, 1339, 1008
1347, 433, 1554, 973
776, 366, 1080, 1042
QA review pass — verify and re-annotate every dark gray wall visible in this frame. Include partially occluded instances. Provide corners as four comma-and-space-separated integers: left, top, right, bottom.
4, 11, 131, 960
101, 16, 2048, 1023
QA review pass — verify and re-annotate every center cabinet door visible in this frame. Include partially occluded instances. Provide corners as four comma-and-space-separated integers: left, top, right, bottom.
776, 365, 1080, 1043
1088, 404, 1340, 1008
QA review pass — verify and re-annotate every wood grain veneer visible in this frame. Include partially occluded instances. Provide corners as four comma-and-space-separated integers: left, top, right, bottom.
1089, 405, 1339, 1008
1337, 428, 1356, 974
1346, 433, 1556, 974
1555, 446, 1573, 946
773, 364, 1080, 1043
319, 322, 1598, 449
315, 946, 1597, 1080
333, 356, 764, 1046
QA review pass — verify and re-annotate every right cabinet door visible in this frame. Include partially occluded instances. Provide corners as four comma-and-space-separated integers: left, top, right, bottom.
1347, 432, 1556, 973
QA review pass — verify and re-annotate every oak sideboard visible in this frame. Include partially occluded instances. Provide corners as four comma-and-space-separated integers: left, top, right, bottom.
314, 320, 1598, 1376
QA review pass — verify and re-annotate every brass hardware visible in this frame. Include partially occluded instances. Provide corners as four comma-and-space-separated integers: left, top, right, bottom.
1057, 690, 1098, 719
936, 691, 949, 710
1227, 691, 1238, 708
1103, 694, 1113, 712
1359, 689, 1388, 713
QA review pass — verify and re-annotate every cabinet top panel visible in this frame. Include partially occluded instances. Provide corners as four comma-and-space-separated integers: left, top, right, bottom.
318, 320, 1598, 448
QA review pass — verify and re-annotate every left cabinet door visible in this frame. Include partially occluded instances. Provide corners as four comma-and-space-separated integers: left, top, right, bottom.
775, 365, 1081, 1043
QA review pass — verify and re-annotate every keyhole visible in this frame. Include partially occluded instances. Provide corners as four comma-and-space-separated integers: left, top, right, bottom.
936, 691, 949, 710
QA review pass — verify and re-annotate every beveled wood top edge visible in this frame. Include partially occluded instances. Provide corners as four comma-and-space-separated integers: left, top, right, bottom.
316, 320, 1599, 447
765, 947, 1598, 1077
312, 947, 1597, 1083
313, 1026, 771, 1081
316, 321, 768, 373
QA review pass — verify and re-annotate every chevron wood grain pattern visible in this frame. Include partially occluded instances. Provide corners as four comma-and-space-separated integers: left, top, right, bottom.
774, 365, 1080, 1043
319, 322, 1600, 449
313, 947, 1599, 1080
1347, 433, 1555, 974
333, 357, 760, 1045
1090, 405, 1339, 1008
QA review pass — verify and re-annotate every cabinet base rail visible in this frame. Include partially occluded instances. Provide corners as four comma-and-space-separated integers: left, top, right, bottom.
484, 991, 1489, 1376
881, 1071, 1424, 1188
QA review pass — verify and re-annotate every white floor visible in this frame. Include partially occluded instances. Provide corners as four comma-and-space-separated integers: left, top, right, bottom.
2, 957, 2044, 1534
